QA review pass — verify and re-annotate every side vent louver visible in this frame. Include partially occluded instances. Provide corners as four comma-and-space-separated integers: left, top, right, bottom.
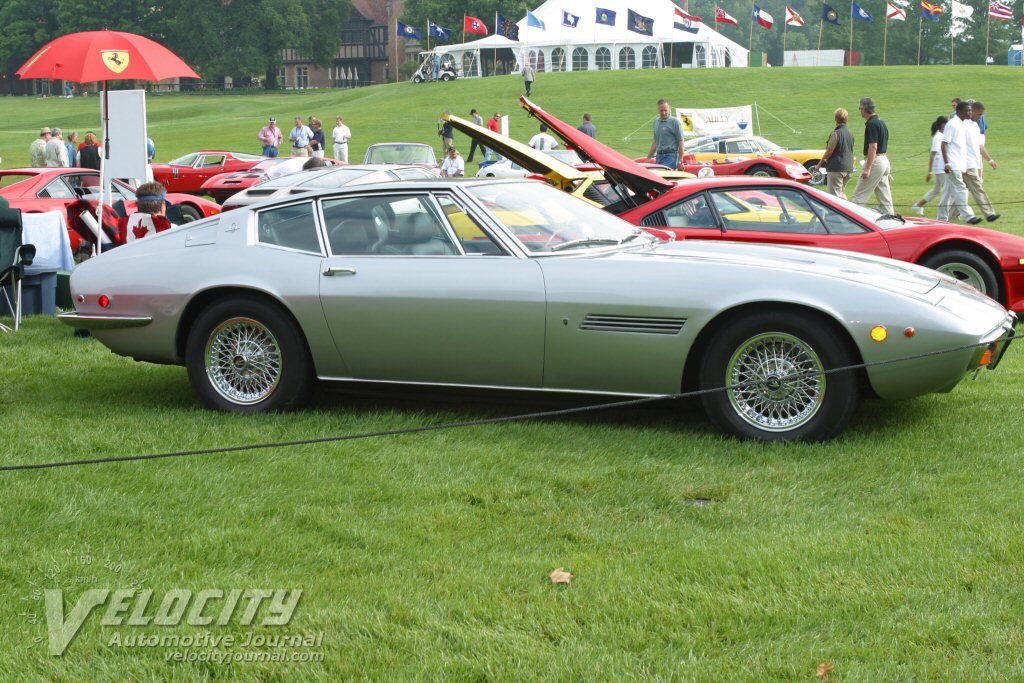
640, 212, 667, 227
580, 315, 686, 335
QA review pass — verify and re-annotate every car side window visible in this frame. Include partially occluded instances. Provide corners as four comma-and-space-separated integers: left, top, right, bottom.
663, 194, 718, 229
711, 189, 828, 235
321, 194, 458, 256
200, 155, 226, 168
39, 177, 76, 200
803, 195, 869, 235
256, 201, 322, 254
435, 195, 506, 255
726, 140, 759, 155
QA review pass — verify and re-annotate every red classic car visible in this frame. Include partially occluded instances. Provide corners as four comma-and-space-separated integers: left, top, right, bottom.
0, 167, 221, 252
151, 150, 265, 194
634, 154, 812, 183
200, 157, 341, 204
520, 97, 1024, 312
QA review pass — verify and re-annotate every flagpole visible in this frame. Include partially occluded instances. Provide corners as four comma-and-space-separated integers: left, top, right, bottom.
850, 1, 854, 55
883, 14, 889, 65
462, 14, 466, 44
917, 11, 923, 65
951, 21, 954, 64
784, 18, 788, 54
818, 19, 824, 49
493, 12, 498, 77
986, 12, 991, 59
749, 11, 755, 52
426, 21, 431, 52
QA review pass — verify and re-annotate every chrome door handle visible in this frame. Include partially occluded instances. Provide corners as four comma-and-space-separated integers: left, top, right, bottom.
323, 267, 357, 276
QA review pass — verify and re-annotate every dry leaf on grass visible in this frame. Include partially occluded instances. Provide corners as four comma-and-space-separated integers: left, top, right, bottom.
816, 661, 836, 679
548, 568, 574, 584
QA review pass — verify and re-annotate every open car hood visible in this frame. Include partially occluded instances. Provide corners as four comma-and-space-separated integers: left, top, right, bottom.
441, 113, 588, 186
519, 96, 674, 199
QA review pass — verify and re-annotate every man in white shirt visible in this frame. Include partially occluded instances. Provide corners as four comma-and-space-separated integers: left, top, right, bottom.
939, 102, 982, 224
440, 147, 464, 177
528, 124, 559, 151
963, 101, 998, 222
288, 116, 313, 157
332, 116, 352, 163
44, 127, 70, 167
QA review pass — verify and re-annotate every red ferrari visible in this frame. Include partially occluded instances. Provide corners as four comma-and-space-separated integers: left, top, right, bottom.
633, 154, 812, 182
0, 168, 221, 252
151, 150, 265, 194
521, 97, 1024, 312
200, 157, 341, 204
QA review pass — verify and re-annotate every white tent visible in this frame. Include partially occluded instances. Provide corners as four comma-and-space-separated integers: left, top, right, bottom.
435, 0, 748, 77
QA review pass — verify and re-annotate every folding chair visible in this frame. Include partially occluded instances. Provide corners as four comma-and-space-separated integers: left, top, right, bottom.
0, 205, 37, 332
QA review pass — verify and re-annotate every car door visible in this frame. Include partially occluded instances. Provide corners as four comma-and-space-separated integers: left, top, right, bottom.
317, 190, 547, 387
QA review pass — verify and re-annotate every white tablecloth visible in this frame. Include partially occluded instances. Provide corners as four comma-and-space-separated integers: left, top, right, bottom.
21, 211, 74, 275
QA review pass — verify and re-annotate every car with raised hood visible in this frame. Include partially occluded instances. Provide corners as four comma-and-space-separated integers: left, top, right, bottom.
520, 96, 1024, 313
151, 150, 265, 195
59, 178, 1015, 442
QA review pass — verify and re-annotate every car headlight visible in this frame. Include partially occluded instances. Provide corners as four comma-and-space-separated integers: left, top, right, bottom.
785, 165, 806, 179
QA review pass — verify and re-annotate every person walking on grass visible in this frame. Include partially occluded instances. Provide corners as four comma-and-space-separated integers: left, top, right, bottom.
912, 116, 947, 216
646, 99, 685, 171
852, 98, 894, 215
817, 108, 855, 198
522, 63, 535, 96
938, 100, 982, 224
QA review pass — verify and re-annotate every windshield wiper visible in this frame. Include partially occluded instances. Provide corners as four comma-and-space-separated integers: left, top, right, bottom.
876, 213, 906, 224
550, 238, 622, 252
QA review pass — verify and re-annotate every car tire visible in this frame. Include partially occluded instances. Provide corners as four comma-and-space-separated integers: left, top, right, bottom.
179, 204, 202, 222
699, 311, 858, 442
748, 164, 779, 177
805, 161, 826, 185
920, 249, 1000, 299
186, 296, 313, 413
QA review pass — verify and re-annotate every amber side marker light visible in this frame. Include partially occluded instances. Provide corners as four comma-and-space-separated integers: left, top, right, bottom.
870, 326, 888, 342
979, 348, 993, 366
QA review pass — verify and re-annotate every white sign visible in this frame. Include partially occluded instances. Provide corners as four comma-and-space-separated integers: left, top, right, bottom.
675, 105, 753, 138
100, 89, 148, 181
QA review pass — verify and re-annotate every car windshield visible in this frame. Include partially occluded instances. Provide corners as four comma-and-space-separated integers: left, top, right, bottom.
546, 149, 583, 166
469, 181, 653, 254
366, 145, 436, 165
754, 137, 783, 152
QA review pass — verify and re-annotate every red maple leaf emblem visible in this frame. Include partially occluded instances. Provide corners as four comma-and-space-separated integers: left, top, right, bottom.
132, 223, 150, 239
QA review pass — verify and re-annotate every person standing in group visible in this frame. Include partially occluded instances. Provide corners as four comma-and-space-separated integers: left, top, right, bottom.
466, 109, 484, 162
852, 97, 894, 215
332, 116, 352, 162
939, 100, 982, 224
65, 131, 79, 167
288, 116, 313, 157
646, 99, 685, 170
45, 127, 69, 167
440, 147, 465, 177
30, 127, 51, 167
258, 117, 283, 157
78, 132, 101, 170
438, 110, 455, 154
963, 101, 999, 222
816, 108, 855, 198
578, 113, 597, 138
309, 117, 326, 159
529, 124, 559, 151
485, 112, 502, 162
911, 116, 947, 216
522, 63, 535, 96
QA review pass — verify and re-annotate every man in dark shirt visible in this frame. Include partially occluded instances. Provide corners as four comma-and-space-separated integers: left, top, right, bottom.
852, 97, 894, 214
816, 108, 855, 197
578, 113, 597, 138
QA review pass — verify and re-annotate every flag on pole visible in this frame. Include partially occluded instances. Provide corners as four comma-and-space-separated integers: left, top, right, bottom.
754, 5, 775, 28
887, 2, 908, 20
921, 2, 943, 20
786, 7, 806, 25
527, 10, 546, 29
716, 7, 739, 25
950, 0, 973, 35
853, 3, 876, 20
822, 4, 842, 24
464, 15, 488, 35
397, 20, 423, 39
989, 1, 1013, 19
428, 20, 452, 40
674, 7, 702, 32
562, 10, 580, 27
596, 8, 617, 25
497, 14, 520, 40
627, 9, 654, 35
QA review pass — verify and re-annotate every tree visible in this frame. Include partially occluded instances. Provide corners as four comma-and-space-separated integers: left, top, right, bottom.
0, 0, 61, 94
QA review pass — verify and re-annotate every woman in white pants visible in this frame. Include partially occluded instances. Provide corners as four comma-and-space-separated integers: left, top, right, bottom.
912, 116, 947, 216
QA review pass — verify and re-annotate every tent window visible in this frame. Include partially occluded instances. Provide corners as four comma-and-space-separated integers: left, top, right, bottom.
528, 50, 538, 69
596, 47, 611, 70
551, 48, 566, 72
536, 50, 546, 71
618, 47, 636, 70
572, 47, 589, 71
462, 52, 477, 77
642, 46, 659, 69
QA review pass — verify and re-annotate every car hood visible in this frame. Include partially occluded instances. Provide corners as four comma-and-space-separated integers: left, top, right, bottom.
519, 96, 674, 198
442, 113, 588, 185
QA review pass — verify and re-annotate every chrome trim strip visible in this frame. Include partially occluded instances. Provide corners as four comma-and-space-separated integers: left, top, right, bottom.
57, 313, 152, 329
315, 376, 661, 397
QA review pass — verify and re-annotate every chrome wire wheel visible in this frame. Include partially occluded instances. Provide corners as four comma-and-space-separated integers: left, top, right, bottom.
933, 261, 988, 294
205, 317, 283, 405
725, 332, 826, 432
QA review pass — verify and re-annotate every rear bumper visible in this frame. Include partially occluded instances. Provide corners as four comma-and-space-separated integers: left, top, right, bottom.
57, 312, 152, 330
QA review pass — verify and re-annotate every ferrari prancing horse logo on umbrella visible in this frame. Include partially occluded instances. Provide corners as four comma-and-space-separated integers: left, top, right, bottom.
101, 50, 130, 74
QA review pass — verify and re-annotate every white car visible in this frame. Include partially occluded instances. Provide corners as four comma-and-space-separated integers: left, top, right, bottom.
476, 149, 583, 178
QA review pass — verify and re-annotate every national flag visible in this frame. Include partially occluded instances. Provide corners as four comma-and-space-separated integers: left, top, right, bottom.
950, 0, 973, 19
822, 3, 842, 24
716, 7, 739, 25
527, 10, 546, 29
428, 20, 452, 40
753, 5, 775, 27
886, 2, 908, 19
921, 1, 943, 20
853, 3, 875, 20
627, 9, 654, 34
674, 7, 702, 32
497, 14, 520, 40
786, 7, 806, 25
596, 8, 617, 25
989, 1, 1013, 19
562, 10, 580, 27
397, 20, 423, 39
464, 15, 488, 35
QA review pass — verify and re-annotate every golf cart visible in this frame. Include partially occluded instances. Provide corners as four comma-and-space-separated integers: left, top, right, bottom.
411, 52, 459, 83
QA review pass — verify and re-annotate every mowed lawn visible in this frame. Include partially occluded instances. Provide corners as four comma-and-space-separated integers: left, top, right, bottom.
2, 67, 1024, 681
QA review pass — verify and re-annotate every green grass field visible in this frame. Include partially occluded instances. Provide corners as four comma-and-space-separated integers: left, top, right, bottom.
3, 67, 1024, 681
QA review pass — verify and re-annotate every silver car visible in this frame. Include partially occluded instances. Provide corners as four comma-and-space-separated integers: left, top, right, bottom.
60, 180, 1016, 442
221, 165, 437, 210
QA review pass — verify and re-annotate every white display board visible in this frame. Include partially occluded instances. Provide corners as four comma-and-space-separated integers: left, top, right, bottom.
101, 89, 148, 181
783, 50, 846, 67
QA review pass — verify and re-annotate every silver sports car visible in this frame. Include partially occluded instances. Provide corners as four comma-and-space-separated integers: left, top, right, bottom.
60, 180, 1016, 442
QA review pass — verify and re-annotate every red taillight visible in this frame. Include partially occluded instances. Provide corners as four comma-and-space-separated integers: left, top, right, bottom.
98, 295, 110, 308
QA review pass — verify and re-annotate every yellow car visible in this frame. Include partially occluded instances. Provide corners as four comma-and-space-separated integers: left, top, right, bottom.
686, 135, 828, 185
